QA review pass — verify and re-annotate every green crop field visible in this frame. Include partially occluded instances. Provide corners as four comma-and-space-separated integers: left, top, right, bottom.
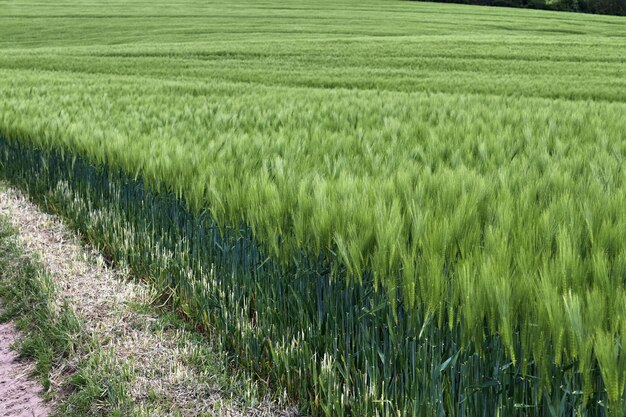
1, 0, 626, 415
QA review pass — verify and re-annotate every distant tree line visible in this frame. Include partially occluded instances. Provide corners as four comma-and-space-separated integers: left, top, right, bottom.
416, 0, 625, 16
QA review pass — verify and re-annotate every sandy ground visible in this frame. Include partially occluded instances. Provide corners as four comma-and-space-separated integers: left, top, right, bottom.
0, 319, 50, 417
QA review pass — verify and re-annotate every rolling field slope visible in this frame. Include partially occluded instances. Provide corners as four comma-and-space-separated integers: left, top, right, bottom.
1, 1, 626, 415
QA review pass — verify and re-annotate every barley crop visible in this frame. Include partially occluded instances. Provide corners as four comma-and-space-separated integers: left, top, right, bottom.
1, 0, 625, 415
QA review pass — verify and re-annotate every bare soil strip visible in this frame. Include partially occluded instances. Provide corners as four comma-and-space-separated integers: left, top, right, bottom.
0, 319, 51, 417
0, 187, 297, 417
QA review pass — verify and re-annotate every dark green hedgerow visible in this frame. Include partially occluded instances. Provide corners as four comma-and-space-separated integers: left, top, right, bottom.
0, 136, 615, 417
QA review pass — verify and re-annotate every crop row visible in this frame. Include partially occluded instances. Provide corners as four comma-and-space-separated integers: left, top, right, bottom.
2, 65, 626, 414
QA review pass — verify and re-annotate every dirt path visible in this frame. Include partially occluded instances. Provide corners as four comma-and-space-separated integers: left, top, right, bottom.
0, 318, 50, 417
0, 186, 297, 416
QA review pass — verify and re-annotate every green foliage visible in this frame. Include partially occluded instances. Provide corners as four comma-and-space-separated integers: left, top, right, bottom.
1, 0, 626, 415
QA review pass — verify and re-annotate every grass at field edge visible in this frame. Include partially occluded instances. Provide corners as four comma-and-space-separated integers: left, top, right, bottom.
0, 188, 290, 416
